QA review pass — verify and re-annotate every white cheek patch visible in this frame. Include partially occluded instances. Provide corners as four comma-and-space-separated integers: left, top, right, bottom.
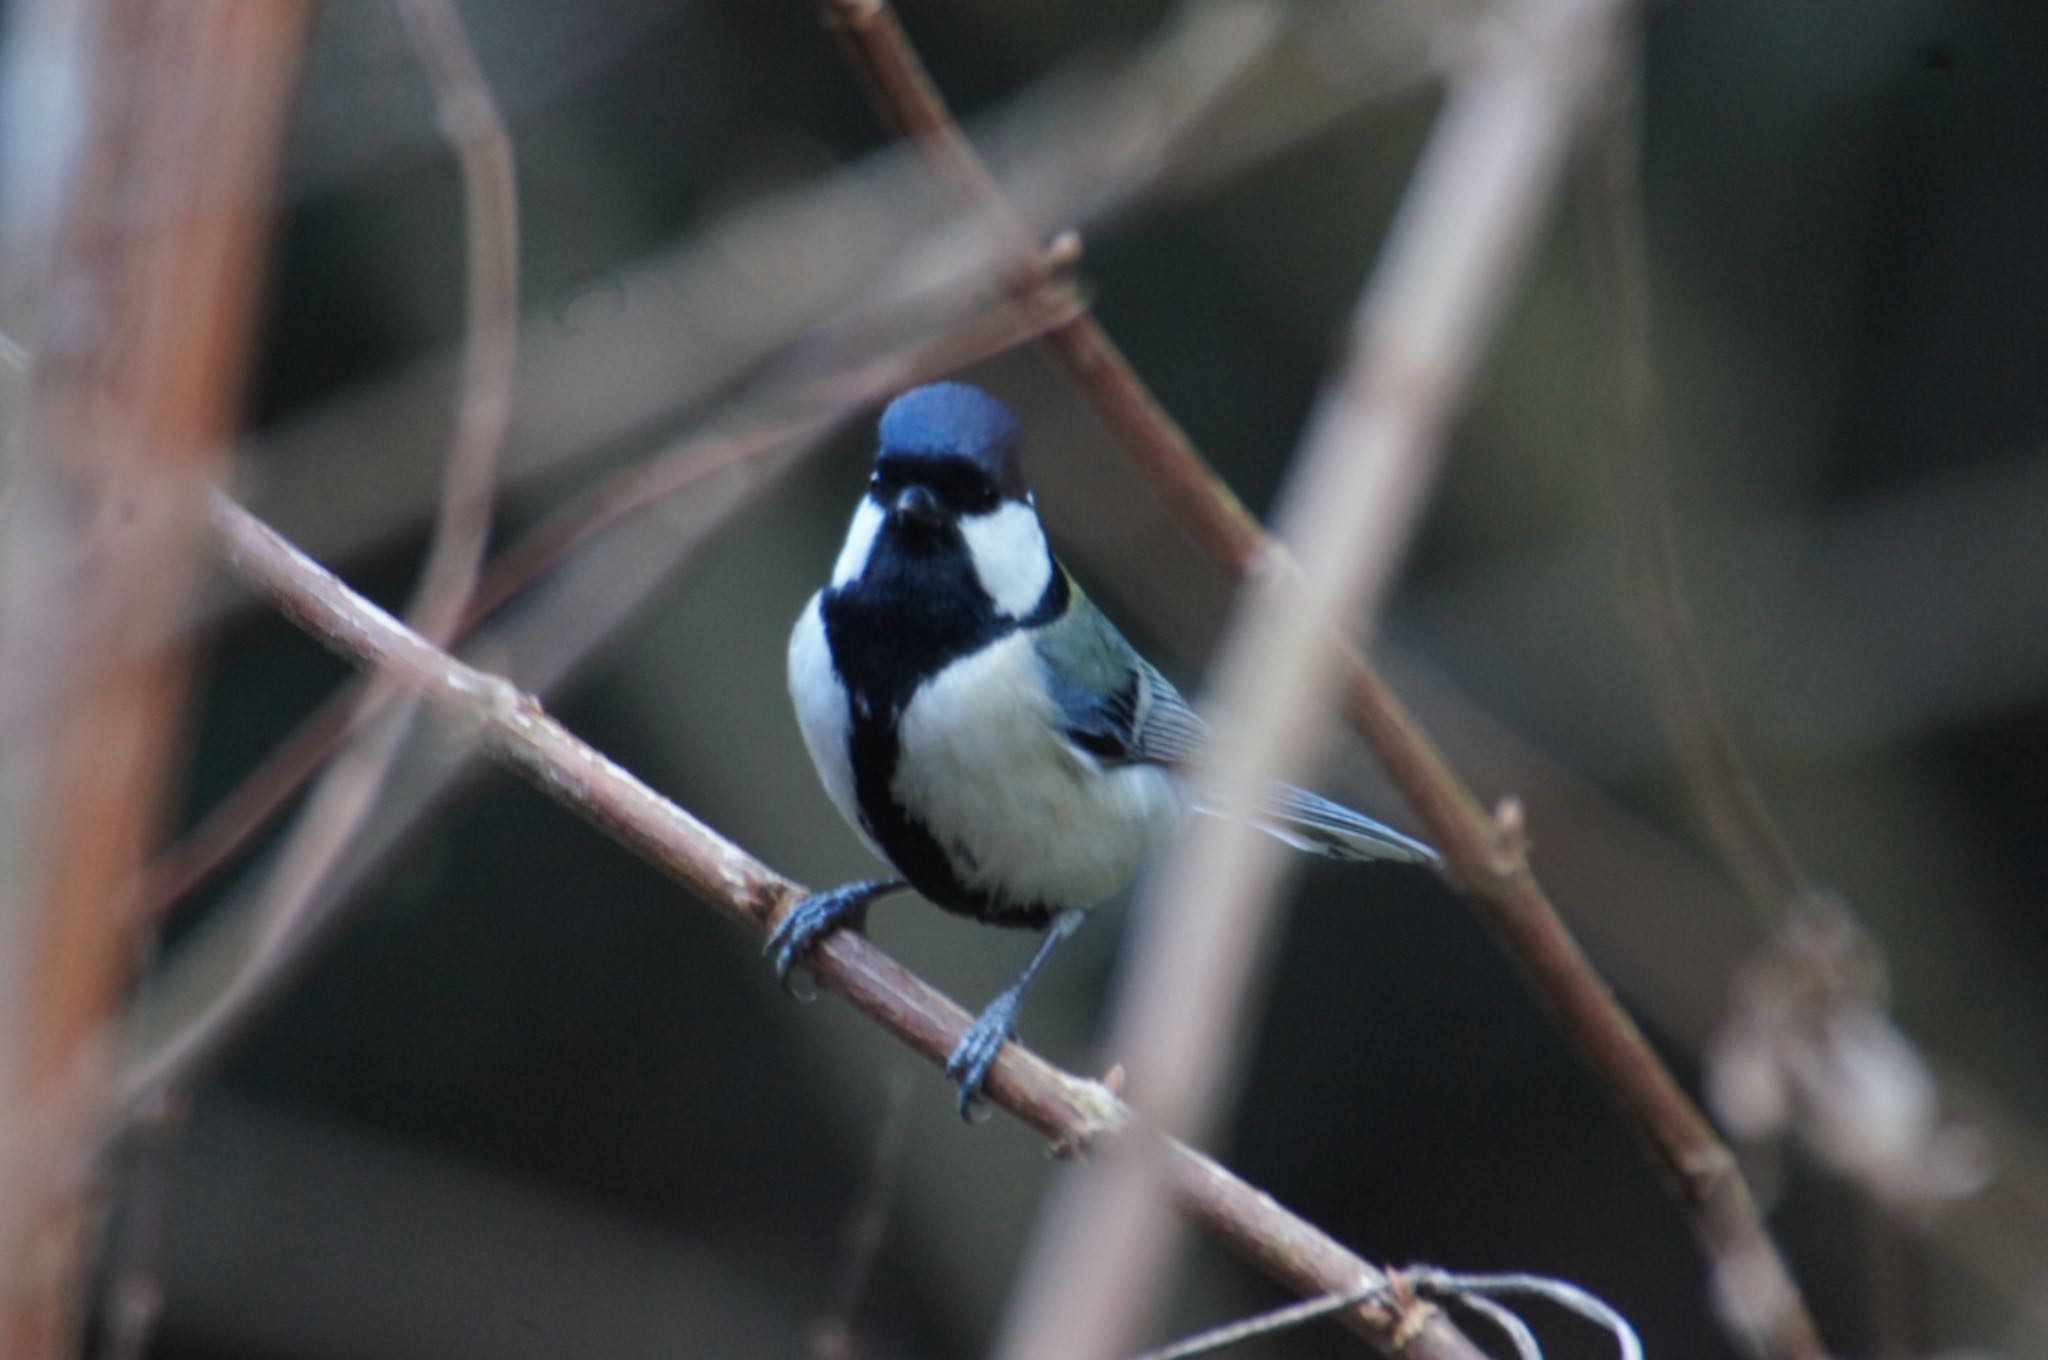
829, 496, 885, 588
959, 500, 1051, 618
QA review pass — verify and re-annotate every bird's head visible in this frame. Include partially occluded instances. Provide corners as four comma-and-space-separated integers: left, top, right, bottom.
873, 380, 1026, 529
830, 382, 1055, 619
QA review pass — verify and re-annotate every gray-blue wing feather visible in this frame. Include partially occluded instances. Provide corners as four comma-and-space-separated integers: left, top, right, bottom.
1242, 785, 1440, 866
1032, 578, 1206, 767
1033, 574, 1437, 867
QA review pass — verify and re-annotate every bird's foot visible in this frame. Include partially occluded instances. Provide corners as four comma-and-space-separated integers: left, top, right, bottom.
766, 877, 902, 1000
944, 992, 1022, 1123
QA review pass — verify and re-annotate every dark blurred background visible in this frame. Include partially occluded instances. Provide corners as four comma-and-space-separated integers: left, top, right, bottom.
98, 0, 2048, 1356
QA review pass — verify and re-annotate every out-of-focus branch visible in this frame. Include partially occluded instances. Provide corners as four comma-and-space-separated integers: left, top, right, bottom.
392, 0, 520, 645
0, 3, 311, 1356
197, 493, 1492, 1360
1577, 63, 1807, 921
108, 0, 520, 1136
991, 2, 1640, 1356
813, 3, 1828, 1358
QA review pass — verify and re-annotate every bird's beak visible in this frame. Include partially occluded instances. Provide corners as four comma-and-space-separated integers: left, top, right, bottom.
892, 483, 945, 530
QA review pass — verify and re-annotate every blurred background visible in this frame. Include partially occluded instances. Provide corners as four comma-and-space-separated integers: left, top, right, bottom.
7, 0, 2046, 1356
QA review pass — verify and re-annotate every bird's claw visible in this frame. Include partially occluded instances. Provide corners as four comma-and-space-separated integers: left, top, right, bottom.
945, 998, 1019, 1122
766, 882, 884, 1001
764, 908, 825, 1000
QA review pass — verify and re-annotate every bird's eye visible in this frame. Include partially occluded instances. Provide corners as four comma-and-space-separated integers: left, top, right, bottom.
944, 468, 999, 515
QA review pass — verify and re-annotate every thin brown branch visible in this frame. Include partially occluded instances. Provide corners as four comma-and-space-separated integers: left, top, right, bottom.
0, 2, 311, 1354
392, 0, 521, 644
813, 3, 1827, 1358
197, 491, 1491, 1360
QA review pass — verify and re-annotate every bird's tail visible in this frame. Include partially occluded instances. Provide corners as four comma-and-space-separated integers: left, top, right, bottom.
1196, 784, 1441, 867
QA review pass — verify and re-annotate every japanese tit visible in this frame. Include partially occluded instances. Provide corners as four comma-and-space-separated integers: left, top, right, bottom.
775, 381, 1438, 1116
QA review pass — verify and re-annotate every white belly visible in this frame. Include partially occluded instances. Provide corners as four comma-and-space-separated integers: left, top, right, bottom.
893, 632, 1182, 909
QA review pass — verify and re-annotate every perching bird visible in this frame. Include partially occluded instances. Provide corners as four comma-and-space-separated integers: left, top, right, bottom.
776, 381, 1438, 1116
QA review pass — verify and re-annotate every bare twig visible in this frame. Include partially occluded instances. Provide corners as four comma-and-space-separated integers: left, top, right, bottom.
196, 492, 1493, 1360
391, 0, 521, 645
1401, 1268, 1643, 1360
0, 3, 311, 1354
815, 3, 1828, 1358
1128, 1265, 1643, 1360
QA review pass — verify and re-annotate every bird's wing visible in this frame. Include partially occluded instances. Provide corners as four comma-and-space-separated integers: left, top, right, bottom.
1032, 582, 1208, 768
1034, 576, 1439, 867
1222, 785, 1441, 865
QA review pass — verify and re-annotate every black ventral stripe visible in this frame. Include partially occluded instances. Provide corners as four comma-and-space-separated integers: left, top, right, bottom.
819, 519, 1065, 930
